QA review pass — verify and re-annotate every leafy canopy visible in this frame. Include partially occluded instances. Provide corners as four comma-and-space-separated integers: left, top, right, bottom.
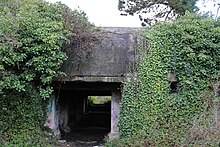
0, 0, 94, 99
118, 0, 199, 26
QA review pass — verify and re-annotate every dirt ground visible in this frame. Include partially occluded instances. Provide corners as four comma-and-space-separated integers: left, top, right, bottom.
55, 127, 109, 147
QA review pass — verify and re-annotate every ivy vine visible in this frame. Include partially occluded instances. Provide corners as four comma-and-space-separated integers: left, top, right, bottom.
119, 13, 220, 146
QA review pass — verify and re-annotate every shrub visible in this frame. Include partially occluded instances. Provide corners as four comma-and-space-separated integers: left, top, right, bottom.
0, 0, 95, 145
118, 13, 220, 146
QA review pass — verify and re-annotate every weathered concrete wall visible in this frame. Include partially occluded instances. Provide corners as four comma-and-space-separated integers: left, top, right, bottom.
51, 27, 143, 140
59, 27, 141, 82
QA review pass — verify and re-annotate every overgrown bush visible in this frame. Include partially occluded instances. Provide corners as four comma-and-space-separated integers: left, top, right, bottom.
0, 87, 54, 146
0, 0, 95, 145
118, 13, 220, 146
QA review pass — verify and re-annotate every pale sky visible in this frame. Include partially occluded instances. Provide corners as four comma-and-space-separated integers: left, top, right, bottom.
46, 0, 219, 27
47, 0, 141, 27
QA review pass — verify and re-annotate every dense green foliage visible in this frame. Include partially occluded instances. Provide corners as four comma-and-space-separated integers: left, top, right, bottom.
0, 0, 69, 98
0, 0, 95, 145
0, 88, 54, 146
118, 13, 220, 146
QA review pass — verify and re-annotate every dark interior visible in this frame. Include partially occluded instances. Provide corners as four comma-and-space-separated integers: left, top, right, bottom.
53, 81, 121, 145
57, 90, 111, 130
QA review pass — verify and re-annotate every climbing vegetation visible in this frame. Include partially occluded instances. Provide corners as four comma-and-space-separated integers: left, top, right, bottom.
117, 13, 220, 146
0, 87, 54, 146
0, 0, 95, 145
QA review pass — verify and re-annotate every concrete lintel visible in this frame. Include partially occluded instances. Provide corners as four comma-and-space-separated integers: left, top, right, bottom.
54, 76, 129, 83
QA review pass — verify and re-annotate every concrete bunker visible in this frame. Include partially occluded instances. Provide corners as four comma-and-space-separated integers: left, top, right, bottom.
46, 81, 121, 143
45, 27, 140, 143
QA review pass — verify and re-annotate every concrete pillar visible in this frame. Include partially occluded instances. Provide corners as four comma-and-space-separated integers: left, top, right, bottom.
45, 94, 61, 139
59, 104, 71, 133
108, 90, 121, 140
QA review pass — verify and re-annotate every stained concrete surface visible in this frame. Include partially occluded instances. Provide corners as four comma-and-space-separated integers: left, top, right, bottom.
60, 27, 141, 82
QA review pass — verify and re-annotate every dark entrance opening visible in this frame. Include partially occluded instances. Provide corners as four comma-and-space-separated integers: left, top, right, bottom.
54, 82, 121, 146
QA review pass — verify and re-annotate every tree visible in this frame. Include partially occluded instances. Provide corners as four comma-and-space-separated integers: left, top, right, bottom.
118, 0, 199, 26
0, 0, 95, 99
0, 0, 96, 145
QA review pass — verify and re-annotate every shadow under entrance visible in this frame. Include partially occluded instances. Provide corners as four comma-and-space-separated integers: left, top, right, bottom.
47, 82, 121, 145
58, 90, 111, 144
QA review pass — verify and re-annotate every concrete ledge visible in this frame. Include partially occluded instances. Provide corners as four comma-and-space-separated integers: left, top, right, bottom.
54, 76, 129, 83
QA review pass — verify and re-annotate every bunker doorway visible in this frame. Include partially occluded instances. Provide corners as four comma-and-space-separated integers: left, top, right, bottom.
57, 89, 115, 145
47, 82, 121, 145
